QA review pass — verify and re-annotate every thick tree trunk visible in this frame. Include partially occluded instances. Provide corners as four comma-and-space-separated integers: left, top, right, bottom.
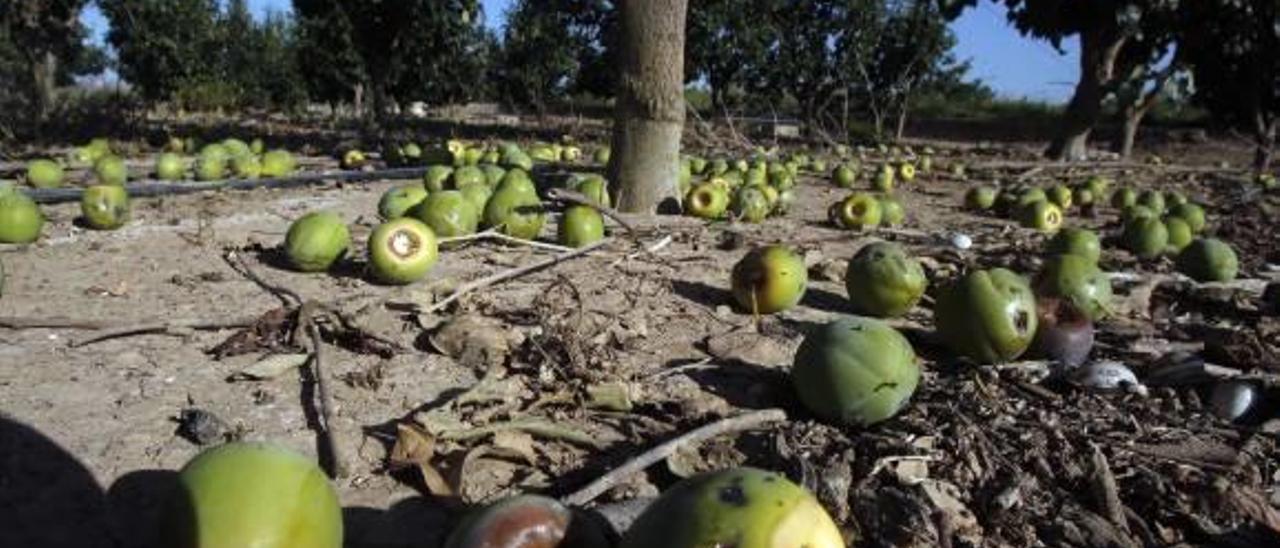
1047, 28, 1127, 161
1115, 93, 1159, 159
607, 0, 689, 214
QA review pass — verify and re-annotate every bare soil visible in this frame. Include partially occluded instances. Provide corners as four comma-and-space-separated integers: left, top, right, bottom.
2, 128, 1279, 547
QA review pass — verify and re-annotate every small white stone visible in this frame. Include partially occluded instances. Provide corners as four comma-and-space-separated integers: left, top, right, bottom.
950, 233, 973, 250
1210, 381, 1259, 422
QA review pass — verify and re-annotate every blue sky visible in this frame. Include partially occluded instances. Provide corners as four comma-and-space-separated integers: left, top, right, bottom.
83, 0, 1079, 102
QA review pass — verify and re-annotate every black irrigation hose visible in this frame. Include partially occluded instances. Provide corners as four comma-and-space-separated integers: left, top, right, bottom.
21, 167, 431, 205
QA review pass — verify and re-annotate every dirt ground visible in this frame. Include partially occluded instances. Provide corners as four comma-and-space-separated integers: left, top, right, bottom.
2, 130, 1280, 547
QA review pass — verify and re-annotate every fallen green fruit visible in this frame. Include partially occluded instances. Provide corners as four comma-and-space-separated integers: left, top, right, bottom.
793, 315, 920, 426
879, 196, 905, 226
965, 186, 997, 211
94, 156, 128, 186
414, 190, 478, 239
424, 165, 455, 192
1164, 216, 1194, 253
731, 245, 808, 315
845, 241, 927, 318
0, 191, 45, 244
231, 155, 262, 179
457, 183, 493, 215
1033, 254, 1112, 321
156, 153, 187, 180
367, 218, 439, 284
260, 150, 296, 178
160, 442, 342, 548
1048, 184, 1073, 210
1137, 189, 1165, 214
559, 205, 605, 248
1018, 200, 1063, 233
284, 212, 350, 272
80, 184, 130, 230
832, 165, 856, 188
935, 268, 1038, 364
685, 183, 729, 219
483, 186, 545, 240
619, 467, 844, 548
1177, 238, 1238, 282
378, 185, 429, 220
26, 159, 63, 188
1121, 217, 1168, 260
575, 176, 611, 208
195, 155, 226, 181
732, 186, 771, 223
1110, 188, 1137, 209
1047, 228, 1102, 264
1168, 202, 1206, 233
874, 165, 895, 192
834, 193, 882, 230
451, 166, 486, 188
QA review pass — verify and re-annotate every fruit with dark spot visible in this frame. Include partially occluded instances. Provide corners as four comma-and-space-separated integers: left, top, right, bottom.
1033, 254, 1112, 320
0, 190, 44, 244
483, 183, 546, 241
685, 182, 729, 219
619, 467, 844, 548
898, 163, 916, 183
559, 205, 605, 248
935, 268, 1038, 364
284, 212, 350, 272
414, 190, 478, 238
378, 185, 429, 220
731, 245, 808, 315
792, 316, 920, 426
731, 186, 771, 223
844, 242, 927, 318
1121, 217, 1168, 260
159, 442, 342, 547
367, 218, 439, 284
1018, 200, 1063, 233
1177, 238, 1238, 282
443, 494, 614, 548
1030, 297, 1094, 368
80, 184, 131, 230
833, 193, 882, 230
1046, 228, 1102, 264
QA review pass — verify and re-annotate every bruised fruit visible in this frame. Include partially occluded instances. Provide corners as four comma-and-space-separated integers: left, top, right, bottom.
1177, 238, 1238, 282
559, 205, 606, 248
1110, 187, 1137, 209
415, 190, 479, 239
159, 442, 342, 548
879, 196, 905, 226
368, 218, 438, 284
935, 268, 1038, 364
619, 467, 843, 548
793, 315, 920, 426
834, 193, 882, 230
731, 245, 808, 315
1030, 297, 1094, 368
1047, 228, 1102, 264
845, 242, 927, 318
1164, 216, 1193, 253
1018, 200, 1063, 233
94, 156, 128, 186
378, 185, 429, 220
965, 186, 997, 211
1169, 202, 1206, 233
1121, 217, 1168, 260
0, 191, 44, 244
732, 186, 771, 223
443, 494, 612, 548
284, 212, 350, 272
80, 184, 130, 230
26, 159, 63, 188
685, 183, 729, 219
1033, 254, 1112, 320
156, 153, 186, 180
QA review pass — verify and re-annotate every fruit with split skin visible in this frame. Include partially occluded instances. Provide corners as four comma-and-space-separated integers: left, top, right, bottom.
1177, 238, 1238, 282
792, 315, 920, 427
618, 467, 844, 548
80, 184, 131, 230
159, 441, 342, 548
284, 212, 350, 272
367, 218, 439, 284
731, 245, 808, 315
685, 182, 730, 219
844, 241, 927, 317
935, 268, 1039, 364
1033, 253, 1112, 321
1018, 200, 1063, 233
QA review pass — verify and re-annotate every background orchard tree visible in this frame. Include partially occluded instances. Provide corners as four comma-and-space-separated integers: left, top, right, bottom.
100, 0, 222, 104
685, 0, 773, 115
1, 0, 99, 127
1180, 0, 1279, 171
608, 0, 688, 213
293, 0, 365, 113
497, 0, 614, 114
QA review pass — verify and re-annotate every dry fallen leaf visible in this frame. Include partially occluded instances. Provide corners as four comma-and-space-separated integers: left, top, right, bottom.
388, 423, 454, 496
229, 353, 309, 381
428, 314, 522, 372
704, 328, 792, 368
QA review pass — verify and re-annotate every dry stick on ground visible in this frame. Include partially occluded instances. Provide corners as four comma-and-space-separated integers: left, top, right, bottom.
70, 317, 257, 348
439, 227, 574, 253
421, 238, 614, 315
563, 408, 788, 506
0, 317, 120, 329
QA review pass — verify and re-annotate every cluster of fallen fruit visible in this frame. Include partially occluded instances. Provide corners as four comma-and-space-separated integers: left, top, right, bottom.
0, 137, 1256, 546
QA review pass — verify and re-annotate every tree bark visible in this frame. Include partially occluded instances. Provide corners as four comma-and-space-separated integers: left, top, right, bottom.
1254, 113, 1276, 172
607, 0, 689, 214
30, 50, 58, 126
1047, 27, 1127, 161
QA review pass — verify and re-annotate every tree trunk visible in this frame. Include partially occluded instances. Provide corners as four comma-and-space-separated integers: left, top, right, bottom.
894, 100, 909, 142
607, 0, 689, 214
1046, 27, 1127, 161
30, 50, 58, 126
1254, 113, 1276, 172
353, 83, 365, 117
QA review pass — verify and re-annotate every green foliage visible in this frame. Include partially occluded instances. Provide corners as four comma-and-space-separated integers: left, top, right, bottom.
497, 0, 615, 112
0, 0, 101, 131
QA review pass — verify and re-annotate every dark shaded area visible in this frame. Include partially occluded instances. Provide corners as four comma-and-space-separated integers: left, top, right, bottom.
669, 278, 732, 310
0, 413, 110, 547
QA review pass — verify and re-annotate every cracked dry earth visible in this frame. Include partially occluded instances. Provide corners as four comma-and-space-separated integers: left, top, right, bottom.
2, 140, 1280, 547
